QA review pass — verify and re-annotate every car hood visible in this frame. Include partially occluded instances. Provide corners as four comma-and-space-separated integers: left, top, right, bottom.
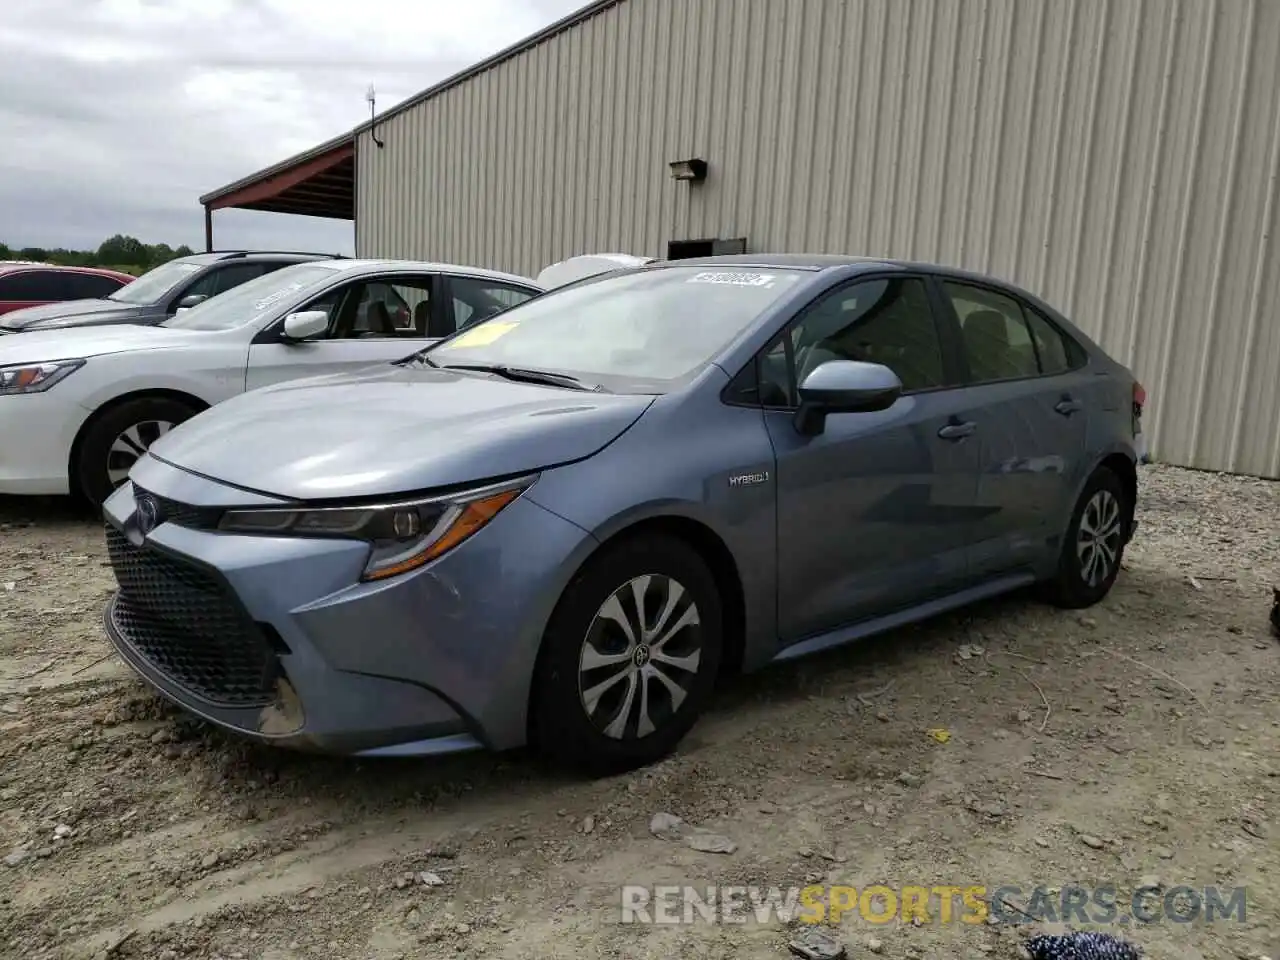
147, 364, 657, 500
0, 323, 199, 364
0, 299, 143, 330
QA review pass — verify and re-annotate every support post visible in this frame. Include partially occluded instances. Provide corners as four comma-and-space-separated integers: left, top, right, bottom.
204, 205, 213, 252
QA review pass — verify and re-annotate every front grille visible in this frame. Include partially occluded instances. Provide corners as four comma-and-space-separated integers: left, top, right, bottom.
106, 525, 278, 707
132, 485, 224, 530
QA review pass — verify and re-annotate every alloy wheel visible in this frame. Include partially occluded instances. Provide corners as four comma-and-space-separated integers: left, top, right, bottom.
577, 574, 703, 740
106, 420, 174, 486
1076, 489, 1122, 587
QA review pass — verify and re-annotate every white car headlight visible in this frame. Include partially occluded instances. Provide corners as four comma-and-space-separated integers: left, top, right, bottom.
0, 359, 85, 395
218, 475, 537, 581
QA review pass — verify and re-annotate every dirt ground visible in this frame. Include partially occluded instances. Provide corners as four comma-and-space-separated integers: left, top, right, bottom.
1, 464, 1277, 960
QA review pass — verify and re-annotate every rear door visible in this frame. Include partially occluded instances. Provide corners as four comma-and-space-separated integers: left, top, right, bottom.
931, 278, 1091, 579
244, 274, 440, 391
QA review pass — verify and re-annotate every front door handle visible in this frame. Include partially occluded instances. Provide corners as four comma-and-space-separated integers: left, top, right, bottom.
938, 420, 977, 440
1055, 396, 1084, 416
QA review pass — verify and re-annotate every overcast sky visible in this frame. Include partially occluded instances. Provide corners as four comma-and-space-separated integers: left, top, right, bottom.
0, 0, 586, 255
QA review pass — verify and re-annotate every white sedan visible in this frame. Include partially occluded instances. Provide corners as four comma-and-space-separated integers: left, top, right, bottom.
0, 258, 543, 505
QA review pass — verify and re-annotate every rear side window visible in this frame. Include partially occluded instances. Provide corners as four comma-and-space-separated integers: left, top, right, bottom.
0, 269, 71, 301
943, 282, 1040, 383
66, 273, 128, 299
450, 277, 538, 331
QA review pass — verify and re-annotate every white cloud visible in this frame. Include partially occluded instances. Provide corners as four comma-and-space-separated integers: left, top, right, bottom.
0, 0, 588, 254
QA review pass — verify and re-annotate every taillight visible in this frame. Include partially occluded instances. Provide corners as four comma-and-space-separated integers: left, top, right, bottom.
1132, 381, 1146, 431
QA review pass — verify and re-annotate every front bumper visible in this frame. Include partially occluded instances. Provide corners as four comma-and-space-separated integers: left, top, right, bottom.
100, 458, 595, 756
0, 391, 88, 495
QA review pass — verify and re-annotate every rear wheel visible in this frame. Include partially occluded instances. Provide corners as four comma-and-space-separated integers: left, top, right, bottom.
530, 534, 722, 773
74, 397, 199, 508
1040, 466, 1130, 609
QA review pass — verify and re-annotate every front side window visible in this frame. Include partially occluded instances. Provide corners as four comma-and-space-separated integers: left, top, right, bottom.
109, 260, 204, 305
753, 277, 947, 406
344, 279, 433, 338
209, 263, 270, 297
0, 270, 70, 301
163, 264, 345, 331
427, 266, 804, 391
943, 281, 1041, 383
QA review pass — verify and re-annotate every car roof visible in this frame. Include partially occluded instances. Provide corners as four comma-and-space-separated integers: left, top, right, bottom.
647, 253, 1046, 302
323, 258, 540, 287
174, 250, 346, 266
0, 261, 133, 279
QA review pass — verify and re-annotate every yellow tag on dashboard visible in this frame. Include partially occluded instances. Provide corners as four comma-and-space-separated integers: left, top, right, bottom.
446, 321, 519, 349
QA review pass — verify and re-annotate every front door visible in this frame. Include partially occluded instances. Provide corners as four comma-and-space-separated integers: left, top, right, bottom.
245, 275, 440, 392
934, 279, 1090, 579
765, 275, 980, 645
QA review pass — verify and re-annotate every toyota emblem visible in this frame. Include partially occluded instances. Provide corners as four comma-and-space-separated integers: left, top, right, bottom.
136, 494, 160, 535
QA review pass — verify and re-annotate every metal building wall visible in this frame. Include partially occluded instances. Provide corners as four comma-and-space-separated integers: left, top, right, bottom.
356, 0, 1280, 479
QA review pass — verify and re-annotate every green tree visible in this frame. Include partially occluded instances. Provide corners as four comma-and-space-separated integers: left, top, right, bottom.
96, 234, 150, 267
2, 236, 197, 268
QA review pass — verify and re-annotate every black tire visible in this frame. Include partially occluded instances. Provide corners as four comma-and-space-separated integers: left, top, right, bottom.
530, 534, 723, 774
74, 397, 199, 508
1040, 466, 1130, 609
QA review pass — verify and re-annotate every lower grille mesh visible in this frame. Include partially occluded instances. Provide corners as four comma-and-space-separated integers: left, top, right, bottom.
106, 525, 278, 707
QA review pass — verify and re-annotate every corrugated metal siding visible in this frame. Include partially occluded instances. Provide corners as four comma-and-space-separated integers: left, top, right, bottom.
356, 0, 1280, 478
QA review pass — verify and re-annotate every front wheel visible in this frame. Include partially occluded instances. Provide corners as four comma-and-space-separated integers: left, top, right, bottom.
530, 534, 723, 773
1040, 466, 1130, 609
74, 397, 199, 508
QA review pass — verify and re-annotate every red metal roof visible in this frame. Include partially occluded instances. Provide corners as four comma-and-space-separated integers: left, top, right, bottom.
200, 137, 355, 220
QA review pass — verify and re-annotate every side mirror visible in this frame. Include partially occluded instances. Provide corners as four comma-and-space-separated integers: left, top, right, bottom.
177, 294, 208, 310
281, 310, 330, 341
794, 360, 903, 436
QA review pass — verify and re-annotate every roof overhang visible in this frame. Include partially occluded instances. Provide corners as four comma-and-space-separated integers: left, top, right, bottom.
200, 134, 355, 220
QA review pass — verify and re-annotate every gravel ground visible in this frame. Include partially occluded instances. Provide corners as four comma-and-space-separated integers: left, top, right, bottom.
1, 464, 1277, 960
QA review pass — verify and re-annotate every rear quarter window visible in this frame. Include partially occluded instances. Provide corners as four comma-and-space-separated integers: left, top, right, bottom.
1023, 305, 1088, 373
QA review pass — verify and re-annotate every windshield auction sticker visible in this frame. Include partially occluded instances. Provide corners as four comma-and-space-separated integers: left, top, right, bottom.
686, 271, 778, 287
444, 320, 520, 349
254, 284, 306, 310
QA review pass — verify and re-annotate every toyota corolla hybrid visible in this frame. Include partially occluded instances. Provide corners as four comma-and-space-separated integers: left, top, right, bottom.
101, 255, 1147, 772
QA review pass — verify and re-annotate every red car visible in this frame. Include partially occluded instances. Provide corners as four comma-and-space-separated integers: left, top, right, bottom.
0, 262, 135, 316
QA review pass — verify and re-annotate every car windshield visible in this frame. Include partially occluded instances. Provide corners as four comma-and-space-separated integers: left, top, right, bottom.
425, 265, 803, 390
107, 260, 204, 305
163, 264, 343, 331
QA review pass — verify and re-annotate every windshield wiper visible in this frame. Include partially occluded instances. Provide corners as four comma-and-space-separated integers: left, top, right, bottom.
439, 363, 601, 392
395, 351, 438, 368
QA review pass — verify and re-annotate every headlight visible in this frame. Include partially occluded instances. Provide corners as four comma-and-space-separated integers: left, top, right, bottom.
218, 475, 536, 581
0, 359, 85, 395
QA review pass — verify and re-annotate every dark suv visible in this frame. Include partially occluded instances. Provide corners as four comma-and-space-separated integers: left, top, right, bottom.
0, 250, 345, 334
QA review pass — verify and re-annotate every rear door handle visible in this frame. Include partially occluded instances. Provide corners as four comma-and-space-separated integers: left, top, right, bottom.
938, 420, 976, 440
1055, 397, 1084, 416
